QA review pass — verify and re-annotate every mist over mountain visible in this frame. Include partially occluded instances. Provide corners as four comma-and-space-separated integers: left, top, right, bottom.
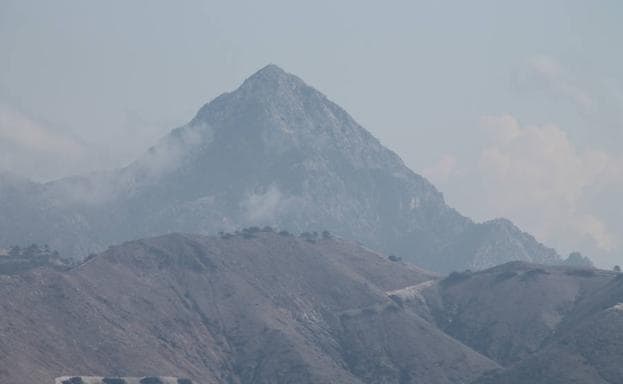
0, 65, 563, 273
3, 3, 621, 383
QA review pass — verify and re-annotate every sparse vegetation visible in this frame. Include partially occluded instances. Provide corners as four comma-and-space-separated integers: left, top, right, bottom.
220, 226, 276, 239
140, 377, 164, 384
8, 243, 60, 260
565, 268, 596, 277
62, 378, 85, 384
494, 270, 518, 283
241, 227, 260, 239
520, 268, 550, 281
300, 231, 319, 243
443, 270, 473, 285
564, 251, 594, 268
102, 378, 127, 384
0, 243, 70, 275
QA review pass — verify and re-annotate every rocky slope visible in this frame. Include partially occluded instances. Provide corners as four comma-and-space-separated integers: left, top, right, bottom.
415, 262, 618, 366
0, 243, 72, 275
473, 272, 623, 384
1, 232, 620, 384
0, 65, 560, 273
0, 231, 497, 384
393, 260, 622, 383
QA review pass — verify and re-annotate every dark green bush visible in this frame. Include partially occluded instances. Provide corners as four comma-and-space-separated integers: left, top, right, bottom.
494, 270, 518, 283
140, 378, 163, 384
442, 270, 473, 285
520, 268, 550, 281
300, 231, 318, 243
103, 378, 127, 384
62, 378, 85, 384
565, 268, 596, 277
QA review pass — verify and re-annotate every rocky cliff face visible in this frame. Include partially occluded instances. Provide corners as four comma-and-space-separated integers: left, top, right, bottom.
0, 65, 560, 272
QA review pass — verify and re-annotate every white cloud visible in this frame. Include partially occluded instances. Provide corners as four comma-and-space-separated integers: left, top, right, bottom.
525, 55, 594, 111
477, 115, 623, 256
132, 122, 209, 181
240, 185, 300, 224
0, 103, 89, 181
242, 186, 284, 222
422, 154, 457, 185
0, 103, 84, 156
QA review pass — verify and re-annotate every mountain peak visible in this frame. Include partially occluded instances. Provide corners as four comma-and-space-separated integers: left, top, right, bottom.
194, 64, 311, 122
254, 63, 288, 78
1, 66, 563, 273
239, 64, 306, 93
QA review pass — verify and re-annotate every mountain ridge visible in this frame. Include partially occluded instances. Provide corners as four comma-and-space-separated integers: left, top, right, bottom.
0, 231, 497, 384
0, 232, 619, 384
0, 64, 561, 272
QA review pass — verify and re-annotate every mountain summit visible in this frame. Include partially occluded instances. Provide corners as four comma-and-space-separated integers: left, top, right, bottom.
0, 65, 560, 272
239, 63, 306, 91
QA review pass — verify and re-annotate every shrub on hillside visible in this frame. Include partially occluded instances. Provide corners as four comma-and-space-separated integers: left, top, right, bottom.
140, 378, 163, 384
62, 378, 85, 384
442, 270, 473, 285
103, 378, 127, 384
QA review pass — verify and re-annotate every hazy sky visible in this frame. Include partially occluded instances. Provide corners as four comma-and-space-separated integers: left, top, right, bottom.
1, 0, 621, 267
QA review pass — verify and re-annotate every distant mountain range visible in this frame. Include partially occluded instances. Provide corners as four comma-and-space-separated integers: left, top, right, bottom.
1, 231, 620, 384
0, 64, 565, 272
